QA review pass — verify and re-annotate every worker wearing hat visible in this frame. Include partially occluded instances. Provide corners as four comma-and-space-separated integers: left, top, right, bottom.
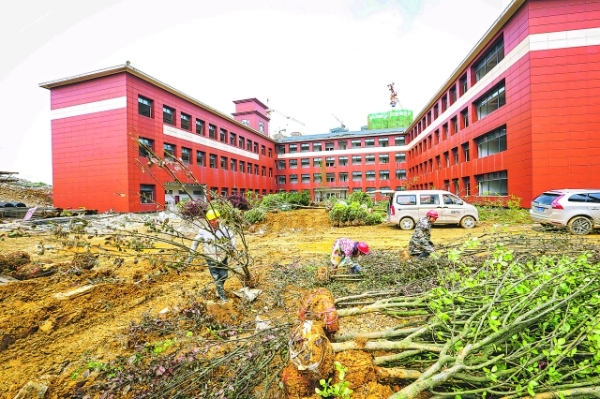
408, 210, 438, 259
330, 238, 370, 274
187, 209, 236, 302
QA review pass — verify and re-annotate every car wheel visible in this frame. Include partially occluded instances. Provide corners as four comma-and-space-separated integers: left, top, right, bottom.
460, 215, 476, 229
568, 216, 593, 235
399, 217, 415, 230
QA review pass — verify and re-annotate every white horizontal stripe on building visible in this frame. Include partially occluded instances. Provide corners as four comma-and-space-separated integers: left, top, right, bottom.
277, 146, 408, 159
50, 96, 127, 120
164, 125, 260, 160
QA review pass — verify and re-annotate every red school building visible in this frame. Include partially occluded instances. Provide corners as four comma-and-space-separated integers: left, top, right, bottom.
40, 0, 600, 212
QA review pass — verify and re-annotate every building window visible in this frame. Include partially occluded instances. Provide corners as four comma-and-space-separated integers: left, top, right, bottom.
365, 155, 375, 164
313, 142, 322, 151
365, 171, 376, 181
230, 158, 237, 171
259, 122, 265, 134
163, 105, 175, 124
209, 154, 217, 168
261, 145, 266, 155
352, 171, 362, 182
380, 170, 390, 180
452, 147, 459, 165
476, 82, 506, 120
313, 158, 322, 167
461, 109, 469, 129
325, 157, 335, 167
268, 148, 272, 157
209, 124, 216, 139
302, 174, 310, 183
379, 138, 389, 147
239, 136, 246, 148
352, 155, 362, 165
138, 137, 154, 158
395, 153, 406, 163
247, 163, 252, 174
351, 140, 361, 148
477, 170, 508, 196
240, 161, 246, 172
338, 140, 348, 150
476, 126, 507, 157
220, 156, 228, 170
449, 87, 457, 104
444, 151, 450, 167
181, 147, 191, 164
459, 74, 468, 96
230, 133, 237, 146
196, 151, 205, 166
301, 143, 310, 152
442, 95, 448, 112
138, 96, 153, 117
268, 168, 272, 177
339, 172, 348, 182
254, 143, 258, 153
301, 158, 310, 168
261, 166, 266, 176
462, 143, 470, 162
326, 142, 334, 151
196, 119, 205, 135
326, 173, 335, 182
241, 119, 250, 126
453, 179, 460, 195
219, 128, 227, 142
365, 139, 375, 147
246, 139, 252, 151
290, 174, 298, 184
277, 175, 286, 184
339, 156, 348, 166
463, 177, 471, 196
394, 137, 405, 146
379, 154, 389, 164
221, 188, 229, 196
314, 173, 322, 183
451, 117, 458, 135
395, 170, 406, 179
140, 184, 155, 204
181, 113, 191, 130
474, 37, 504, 82
435, 155, 441, 170
290, 159, 298, 169
164, 143, 175, 160
443, 124, 449, 140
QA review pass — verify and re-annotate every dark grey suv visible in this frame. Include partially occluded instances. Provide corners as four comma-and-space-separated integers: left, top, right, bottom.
530, 189, 600, 235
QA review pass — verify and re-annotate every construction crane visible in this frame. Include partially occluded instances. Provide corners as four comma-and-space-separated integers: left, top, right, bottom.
388, 82, 400, 108
265, 99, 305, 126
332, 114, 345, 129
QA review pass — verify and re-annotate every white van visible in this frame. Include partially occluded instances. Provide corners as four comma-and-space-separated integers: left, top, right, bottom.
387, 190, 479, 230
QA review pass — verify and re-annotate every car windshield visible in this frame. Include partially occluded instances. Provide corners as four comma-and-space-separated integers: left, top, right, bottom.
533, 192, 561, 205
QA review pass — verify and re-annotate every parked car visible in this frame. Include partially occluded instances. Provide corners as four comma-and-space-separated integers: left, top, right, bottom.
530, 189, 600, 235
387, 190, 479, 230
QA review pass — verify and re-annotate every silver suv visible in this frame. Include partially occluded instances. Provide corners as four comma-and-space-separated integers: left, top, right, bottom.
530, 189, 600, 234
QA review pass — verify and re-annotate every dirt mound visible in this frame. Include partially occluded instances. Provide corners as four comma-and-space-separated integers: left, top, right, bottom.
261, 208, 330, 233
0, 181, 53, 208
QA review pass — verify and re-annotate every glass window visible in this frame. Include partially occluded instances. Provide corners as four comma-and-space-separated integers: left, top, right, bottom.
476, 126, 507, 157
366, 171, 376, 181
220, 156, 228, 170
219, 128, 227, 142
240, 160, 245, 172
230, 158, 237, 171
163, 105, 175, 124
420, 194, 440, 205
138, 96, 153, 117
352, 171, 362, 181
365, 139, 375, 147
301, 158, 310, 168
254, 143, 258, 153
474, 37, 504, 82
277, 144, 285, 155
290, 159, 298, 169
452, 147, 459, 165
462, 143, 470, 162
196, 150, 205, 166
262, 166, 266, 176
352, 155, 362, 165
239, 136, 245, 148
314, 173, 322, 183
302, 174, 310, 183
140, 184, 155, 204
277, 175, 286, 184
477, 170, 508, 196
394, 137, 405, 146
326, 173, 335, 182
163, 143, 175, 160
338, 140, 348, 150
339, 172, 348, 182
351, 140, 361, 148
230, 133, 237, 146
339, 156, 348, 166
209, 124, 216, 139
290, 173, 297, 183
246, 139, 252, 151
209, 154, 217, 168
379, 138, 389, 147
476, 83, 506, 120
365, 155, 375, 164
325, 142, 334, 151
325, 157, 335, 167
395, 195, 416, 205
181, 147, 191, 164
395, 153, 405, 163
313, 158, 322, 167
138, 137, 154, 158
301, 143, 310, 152
261, 145, 266, 155
379, 170, 390, 180
395, 169, 406, 179
196, 119, 205, 135
181, 113, 191, 130
313, 142, 322, 151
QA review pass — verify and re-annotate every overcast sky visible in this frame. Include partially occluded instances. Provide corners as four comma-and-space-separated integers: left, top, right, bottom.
0, 0, 512, 184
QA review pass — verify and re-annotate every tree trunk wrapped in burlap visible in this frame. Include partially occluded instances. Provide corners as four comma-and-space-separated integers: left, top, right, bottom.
288, 320, 334, 378
297, 288, 339, 335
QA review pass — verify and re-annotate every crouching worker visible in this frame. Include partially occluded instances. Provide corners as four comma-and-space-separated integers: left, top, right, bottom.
331, 238, 370, 274
408, 210, 438, 259
187, 209, 236, 302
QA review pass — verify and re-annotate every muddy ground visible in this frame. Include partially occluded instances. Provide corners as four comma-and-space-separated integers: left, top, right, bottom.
0, 206, 596, 399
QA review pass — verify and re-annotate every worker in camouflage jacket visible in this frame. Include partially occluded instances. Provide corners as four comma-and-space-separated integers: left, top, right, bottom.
408, 210, 439, 259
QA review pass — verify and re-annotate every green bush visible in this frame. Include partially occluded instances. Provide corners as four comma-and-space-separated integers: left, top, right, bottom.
346, 191, 373, 208
259, 193, 284, 210
328, 201, 381, 226
244, 208, 266, 225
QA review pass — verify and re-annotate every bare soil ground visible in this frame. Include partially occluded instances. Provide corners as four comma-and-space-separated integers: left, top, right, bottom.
0, 206, 595, 399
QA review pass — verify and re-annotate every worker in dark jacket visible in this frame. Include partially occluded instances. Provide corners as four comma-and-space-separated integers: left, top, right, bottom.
408, 210, 438, 259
